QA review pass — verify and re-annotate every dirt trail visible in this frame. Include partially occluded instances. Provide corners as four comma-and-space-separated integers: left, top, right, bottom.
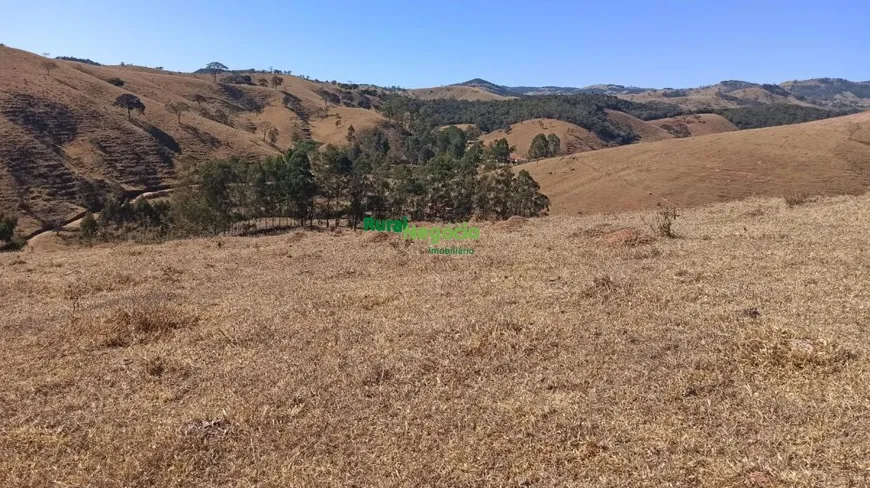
22, 185, 172, 251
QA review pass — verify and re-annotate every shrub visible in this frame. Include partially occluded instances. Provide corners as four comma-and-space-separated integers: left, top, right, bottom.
221, 74, 253, 85
659, 123, 691, 138
80, 212, 98, 240
106, 77, 124, 87
648, 205, 679, 238
98, 300, 198, 348
785, 192, 809, 208
0, 213, 17, 241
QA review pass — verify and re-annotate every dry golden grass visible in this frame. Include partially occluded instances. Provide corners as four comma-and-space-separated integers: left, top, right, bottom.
0, 47, 385, 234
3, 194, 870, 486
618, 84, 819, 111
310, 105, 388, 146
521, 111, 870, 215
409, 85, 513, 101
649, 113, 739, 137
605, 109, 674, 142
478, 118, 606, 159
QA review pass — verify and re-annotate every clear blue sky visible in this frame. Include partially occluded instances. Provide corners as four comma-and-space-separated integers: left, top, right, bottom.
2, 0, 868, 89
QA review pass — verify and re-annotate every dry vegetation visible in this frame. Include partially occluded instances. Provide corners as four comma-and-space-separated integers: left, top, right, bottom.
478, 118, 606, 159
649, 114, 739, 137
0, 46, 386, 234
604, 109, 675, 142
409, 85, 513, 101
3, 193, 870, 486
520, 111, 870, 215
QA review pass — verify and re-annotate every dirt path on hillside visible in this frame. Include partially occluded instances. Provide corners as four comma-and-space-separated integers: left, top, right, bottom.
23, 186, 173, 252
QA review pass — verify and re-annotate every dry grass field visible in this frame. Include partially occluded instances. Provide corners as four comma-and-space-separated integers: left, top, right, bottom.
478, 118, 606, 159
649, 114, 739, 137
604, 110, 674, 142
309, 105, 387, 146
2, 193, 870, 486
409, 85, 513, 101
521, 111, 870, 215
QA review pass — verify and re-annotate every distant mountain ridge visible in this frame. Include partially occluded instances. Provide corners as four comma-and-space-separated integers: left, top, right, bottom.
453, 78, 870, 111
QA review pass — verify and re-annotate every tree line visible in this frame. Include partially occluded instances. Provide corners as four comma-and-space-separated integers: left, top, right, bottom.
711, 104, 849, 129
81, 131, 549, 241
377, 93, 685, 145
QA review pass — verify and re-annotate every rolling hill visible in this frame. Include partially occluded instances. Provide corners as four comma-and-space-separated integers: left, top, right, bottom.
437, 78, 870, 112
3, 46, 868, 240
477, 118, 606, 159
604, 110, 674, 142
519, 111, 870, 215
408, 85, 513, 101
0, 47, 385, 235
648, 114, 738, 137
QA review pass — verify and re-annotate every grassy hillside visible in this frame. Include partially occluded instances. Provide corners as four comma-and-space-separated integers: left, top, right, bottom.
3, 193, 870, 486
477, 118, 606, 159
604, 109, 674, 142
520, 111, 870, 214
649, 113, 738, 137
453, 77, 870, 112
0, 47, 385, 235
409, 85, 512, 101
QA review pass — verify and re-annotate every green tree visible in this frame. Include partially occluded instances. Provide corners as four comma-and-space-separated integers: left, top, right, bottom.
113, 94, 145, 121
510, 170, 550, 217
80, 212, 98, 240
284, 149, 318, 226
172, 159, 245, 235
270, 75, 283, 90
464, 125, 482, 140
0, 214, 17, 241
489, 166, 515, 218
205, 62, 228, 82
436, 126, 467, 158
485, 138, 512, 165
528, 133, 550, 159
546, 133, 561, 157
316, 145, 354, 227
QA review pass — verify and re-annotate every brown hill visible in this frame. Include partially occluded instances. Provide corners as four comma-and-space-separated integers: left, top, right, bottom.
478, 118, 606, 159
409, 85, 513, 101
619, 82, 824, 111
0, 47, 385, 235
648, 113, 738, 137
519, 111, 870, 215
604, 109, 674, 142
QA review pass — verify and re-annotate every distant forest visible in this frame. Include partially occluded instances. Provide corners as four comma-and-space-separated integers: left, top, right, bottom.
380, 94, 685, 145
712, 104, 855, 129
377, 93, 847, 145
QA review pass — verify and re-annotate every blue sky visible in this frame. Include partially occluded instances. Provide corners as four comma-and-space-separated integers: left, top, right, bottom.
2, 0, 867, 89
